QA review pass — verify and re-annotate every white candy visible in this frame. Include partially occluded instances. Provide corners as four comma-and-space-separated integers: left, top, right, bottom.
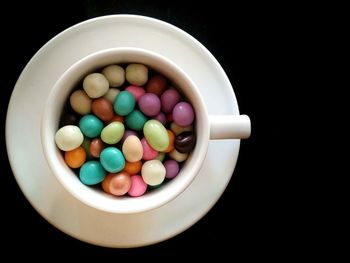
141, 160, 165, 186
168, 149, 188, 162
103, 88, 120, 103
125, 64, 148, 86
122, 135, 143, 163
55, 125, 83, 151
102, 65, 125, 87
70, 90, 91, 115
83, 73, 109, 98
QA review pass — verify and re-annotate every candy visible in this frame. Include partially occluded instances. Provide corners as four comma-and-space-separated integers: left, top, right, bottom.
161, 88, 181, 113
128, 175, 147, 197
168, 149, 188, 162
123, 161, 142, 175
164, 160, 180, 179
141, 137, 158, 160
114, 90, 135, 116
56, 63, 197, 197
125, 110, 147, 131
143, 120, 169, 152
64, 146, 86, 168
102, 172, 131, 196
81, 137, 93, 160
100, 121, 125, 145
89, 138, 104, 158
103, 88, 120, 103
70, 90, 92, 115
174, 131, 196, 153
79, 114, 104, 138
126, 64, 148, 86
79, 160, 106, 185
141, 160, 166, 186
172, 102, 195, 127
102, 65, 125, 87
165, 130, 175, 153
83, 73, 109, 98
91, 97, 114, 122
108, 115, 124, 124
154, 112, 166, 125
155, 152, 166, 162
138, 93, 161, 117
100, 147, 125, 173
59, 110, 80, 127
170, 122, 193, 135
125, 85, 146, 102
146, 74, 167, 96
55, 125, 84, 151
122, 135, 143, 162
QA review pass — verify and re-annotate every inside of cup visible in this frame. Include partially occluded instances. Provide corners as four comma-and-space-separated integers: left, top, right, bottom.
43, 48, 209, 214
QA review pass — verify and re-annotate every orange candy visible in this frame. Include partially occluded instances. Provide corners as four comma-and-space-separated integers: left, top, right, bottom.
64, 146, 86, 168
102, 172, 131, 196
165, 130, 175, 153
123, 160, 142, 175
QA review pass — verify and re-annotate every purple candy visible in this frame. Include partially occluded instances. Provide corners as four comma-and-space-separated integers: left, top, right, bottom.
172, 102, 194, 127
164, 160, 180, 179
161, 88, 181, 113
121, 129, 138, 144
138, 93, 161, 117
154, 112, 167, 125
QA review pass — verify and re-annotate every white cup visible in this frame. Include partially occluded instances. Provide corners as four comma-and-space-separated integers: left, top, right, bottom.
41, 47, 250, 214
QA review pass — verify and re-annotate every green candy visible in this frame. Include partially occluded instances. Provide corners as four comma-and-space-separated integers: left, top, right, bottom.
155, 152, 165, 162
79, 160, 106, 185
101, 121, 125, 144
125, 110, 148, 131
114, 91, 135, 116
143, 120, 169, 152
81, 137, 93, 160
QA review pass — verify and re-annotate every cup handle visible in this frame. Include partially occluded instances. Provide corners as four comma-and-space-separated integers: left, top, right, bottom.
209, 114, 251, 139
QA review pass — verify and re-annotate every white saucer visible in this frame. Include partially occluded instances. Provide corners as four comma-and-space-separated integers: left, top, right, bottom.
6, 15, 240, 248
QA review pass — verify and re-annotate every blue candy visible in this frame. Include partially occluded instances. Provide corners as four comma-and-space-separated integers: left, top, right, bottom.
79, 160, 106, 185
79, 114, 103, 138
100, 147, 125, 173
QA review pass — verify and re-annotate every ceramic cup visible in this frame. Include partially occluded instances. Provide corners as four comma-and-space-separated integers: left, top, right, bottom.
41, 47, 250, 214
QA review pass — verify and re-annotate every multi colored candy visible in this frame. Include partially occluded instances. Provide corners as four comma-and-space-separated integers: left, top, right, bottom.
54, 63, 197, 197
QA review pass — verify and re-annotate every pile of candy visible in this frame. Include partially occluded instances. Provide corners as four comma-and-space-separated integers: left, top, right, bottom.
55, 63, 196, 197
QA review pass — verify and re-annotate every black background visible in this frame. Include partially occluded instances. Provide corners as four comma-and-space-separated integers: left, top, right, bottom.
0, 0, 292, 258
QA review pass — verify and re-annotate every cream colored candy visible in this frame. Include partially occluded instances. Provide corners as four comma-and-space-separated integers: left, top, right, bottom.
83, 73, 109, 98
69, 90, 92, 115
55, 125, 84, 151
125, 64, 148, 86
102, 65, 125, 87
170, 122, 194, 135
168, 149, 188, 162
103, 88, 120, 103
141, 160, 166, 186
122, 135, 143, 162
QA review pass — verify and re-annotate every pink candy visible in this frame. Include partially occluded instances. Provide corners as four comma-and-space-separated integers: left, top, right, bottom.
128, 175, 148, 197
141, 138, 158, 160
125, 85, 146, 102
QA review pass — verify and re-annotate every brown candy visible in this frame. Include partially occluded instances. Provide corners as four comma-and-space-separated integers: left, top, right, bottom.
91, 97, 114, 122
174, 131, 196, 153
146, 74, 167, 96
89, 138, 104, 158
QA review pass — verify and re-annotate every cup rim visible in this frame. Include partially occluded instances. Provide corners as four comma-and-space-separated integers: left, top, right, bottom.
41, 47, 210, 214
